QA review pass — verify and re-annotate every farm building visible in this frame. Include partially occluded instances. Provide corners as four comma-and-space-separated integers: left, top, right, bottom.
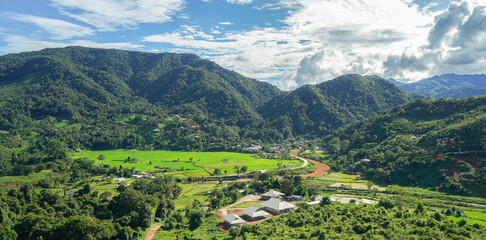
261, 189, 284, 200
241, 206, 270, 221
260, 198, 296, 215
283, 195, 303, 201
224, 213, 245, 227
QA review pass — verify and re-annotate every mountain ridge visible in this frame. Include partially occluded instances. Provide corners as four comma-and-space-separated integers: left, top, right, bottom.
389, 73, 486, 99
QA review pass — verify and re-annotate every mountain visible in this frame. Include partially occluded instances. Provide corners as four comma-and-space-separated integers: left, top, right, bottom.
386, 78, 406, 87
258, 74, 417, 137
0, 47, 287, 153
0, 47, 281, 127
390, 73, 486, 99
323, 96, 486, 196
0, 47, 420, 153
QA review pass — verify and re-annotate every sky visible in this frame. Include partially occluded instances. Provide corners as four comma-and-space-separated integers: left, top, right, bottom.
1, 0, 486, 90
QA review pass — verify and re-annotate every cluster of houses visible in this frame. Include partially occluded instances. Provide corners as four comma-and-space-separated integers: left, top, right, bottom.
223, 189, 300, 228
436, 137, 464, 147
131, 168, 181, 179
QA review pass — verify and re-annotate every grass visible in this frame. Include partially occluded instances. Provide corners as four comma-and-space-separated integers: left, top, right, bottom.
0, 171, 58, 188
73, 150, 301, 176
174, 183, 221, 209
446, 215, 486, 227
465, 211, 486, 220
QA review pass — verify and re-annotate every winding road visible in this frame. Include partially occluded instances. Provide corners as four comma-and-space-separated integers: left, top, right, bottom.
290, 150, 330, 178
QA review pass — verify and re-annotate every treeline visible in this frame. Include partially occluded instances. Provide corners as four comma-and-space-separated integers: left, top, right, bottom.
160, 198, 485, 239
0, 175, 181, 239
321, 96, 486, 196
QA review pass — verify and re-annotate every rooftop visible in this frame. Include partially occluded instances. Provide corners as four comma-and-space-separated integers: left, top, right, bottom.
260, 198, 296, 211
224, 213, 245, 225
241, 206, 270, 218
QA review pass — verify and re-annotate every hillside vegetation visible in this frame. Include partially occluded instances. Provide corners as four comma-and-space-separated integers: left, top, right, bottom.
0, 47, 416, 155
259, 74, 417, 137
321, 96, 486, 196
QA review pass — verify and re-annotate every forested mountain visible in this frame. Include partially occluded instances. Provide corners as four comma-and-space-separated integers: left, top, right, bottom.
0, 46, 280, 127
390, 74, 486, 99
0, 47, 421, 153
259, 74, 417, 137
322, 96, 486, 196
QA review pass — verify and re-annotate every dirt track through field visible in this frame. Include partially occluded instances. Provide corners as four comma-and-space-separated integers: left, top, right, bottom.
144, 225, 162, 240
219, 194, 261, 218
291, 151, 330, 178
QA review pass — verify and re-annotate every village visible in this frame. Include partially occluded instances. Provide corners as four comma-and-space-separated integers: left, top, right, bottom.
221, 189, 304, 229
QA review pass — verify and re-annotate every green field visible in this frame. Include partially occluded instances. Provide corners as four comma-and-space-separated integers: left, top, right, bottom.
174, 183, 222, 209
0, 170, 56, 188
447, 215, 486, 227
73, 150, 301, 175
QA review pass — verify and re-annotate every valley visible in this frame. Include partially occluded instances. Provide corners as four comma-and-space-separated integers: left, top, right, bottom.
0, 47, 485, 239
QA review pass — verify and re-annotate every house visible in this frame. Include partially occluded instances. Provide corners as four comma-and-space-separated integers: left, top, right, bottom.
132, 175, 142, 179
223, 213, 245, 227
241, 206, 270, 221
117, 178, 126, 182
283, 195, 303, 202
260, 198, 296, 215
261, 189, 284, 200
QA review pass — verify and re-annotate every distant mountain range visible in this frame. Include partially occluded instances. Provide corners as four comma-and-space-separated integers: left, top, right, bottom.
389, 74, 486, 99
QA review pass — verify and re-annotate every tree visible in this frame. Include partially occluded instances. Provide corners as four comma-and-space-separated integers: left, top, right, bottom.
234, 165, 241, 176
188, 209, 204, 230
79, 183, 91, 195
155, 197, 175, 221
415, 202, 425, 214
213, 168, 221, 175
210, 198, 221, 209
100, 191, 113, 200
97, 154, 106, 164
320, 196, 331, 206
240, 166, 248, 175
280, 178, 294, 195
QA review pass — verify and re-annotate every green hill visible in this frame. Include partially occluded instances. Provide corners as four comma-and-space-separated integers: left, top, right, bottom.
259, 74, 417, 137
322, 96, 486, 196
0, 47, 420, 150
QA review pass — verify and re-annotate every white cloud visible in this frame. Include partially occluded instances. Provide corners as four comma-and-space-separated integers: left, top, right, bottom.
0, 35, 143, 53
144, 0, 434, 89
49, 0, 185, 31
384, 1, 486, 81
9, 14, 94, 40
219, 22, 233, 25
226, 0, 252, 5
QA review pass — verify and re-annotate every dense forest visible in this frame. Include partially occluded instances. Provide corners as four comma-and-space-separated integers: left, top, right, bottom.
259, 74, 417, 136
0, 173, 181, 240
318, 96, 486, 196
0, 47, 417, 155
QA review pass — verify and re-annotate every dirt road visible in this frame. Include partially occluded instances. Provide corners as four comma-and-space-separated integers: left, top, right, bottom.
291, 151, 330, 178
219, 194, 260, 217
144, 224, 162, 240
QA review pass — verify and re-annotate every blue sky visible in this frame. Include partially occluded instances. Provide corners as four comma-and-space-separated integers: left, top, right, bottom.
1, 0, 485, 89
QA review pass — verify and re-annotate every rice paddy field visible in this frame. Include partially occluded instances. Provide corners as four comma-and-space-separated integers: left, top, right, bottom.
72, 150, 301, 176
